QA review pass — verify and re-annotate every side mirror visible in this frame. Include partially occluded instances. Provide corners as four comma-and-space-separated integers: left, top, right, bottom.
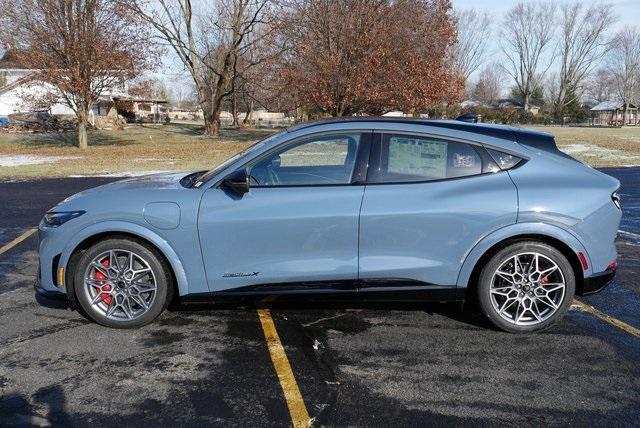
220, 168, 250, 195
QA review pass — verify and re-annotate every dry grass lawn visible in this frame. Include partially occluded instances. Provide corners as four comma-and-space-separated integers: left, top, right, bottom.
0, 123, 275, 179
529, 125, 640, 167
1, 123, 639, 179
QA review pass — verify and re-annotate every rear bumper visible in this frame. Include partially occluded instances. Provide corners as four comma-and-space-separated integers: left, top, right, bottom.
580, 269, 615, 296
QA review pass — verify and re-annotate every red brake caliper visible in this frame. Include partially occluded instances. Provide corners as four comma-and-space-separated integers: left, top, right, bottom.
95, 258, 112, 305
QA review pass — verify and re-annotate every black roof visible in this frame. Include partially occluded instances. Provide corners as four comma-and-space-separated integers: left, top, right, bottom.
287, 117, 554, 144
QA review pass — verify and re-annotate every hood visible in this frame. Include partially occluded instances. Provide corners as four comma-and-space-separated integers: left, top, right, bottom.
90, 171, 188, 191
58, 172, 193, 207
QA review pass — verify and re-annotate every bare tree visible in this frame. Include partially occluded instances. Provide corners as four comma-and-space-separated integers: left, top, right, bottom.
551, 2, 615, 122
126, 0, 272, 136
470, 64, 503, 104
500, 2, 556, 111
452, 9, 492, 83
128, 77, 171, 102
0, 0, 156, 148
606, 26, 640, 123
168, 78, 199, 110
584, 68, 617, 104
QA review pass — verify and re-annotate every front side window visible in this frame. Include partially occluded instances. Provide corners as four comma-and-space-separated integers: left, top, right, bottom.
368, 134, 489, 183
248, 133, 361, 186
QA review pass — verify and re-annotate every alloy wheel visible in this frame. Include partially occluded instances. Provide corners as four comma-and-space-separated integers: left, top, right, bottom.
489, 252, 566, 326
82, 249, 157, 321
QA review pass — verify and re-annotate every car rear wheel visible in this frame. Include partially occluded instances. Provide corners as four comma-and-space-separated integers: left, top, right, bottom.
477, 241, 575, 333
74, 237, 172, 328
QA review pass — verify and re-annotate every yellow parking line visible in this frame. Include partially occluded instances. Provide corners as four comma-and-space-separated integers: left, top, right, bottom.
573, 299, 640, 337
0, 228, 37, 257
257, 308, 311, 428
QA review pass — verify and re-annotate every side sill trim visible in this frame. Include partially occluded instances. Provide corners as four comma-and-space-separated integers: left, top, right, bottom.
182, 281, 459, 303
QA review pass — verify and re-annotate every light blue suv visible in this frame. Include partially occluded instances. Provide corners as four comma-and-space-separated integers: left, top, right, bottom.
36, 119, 621, 332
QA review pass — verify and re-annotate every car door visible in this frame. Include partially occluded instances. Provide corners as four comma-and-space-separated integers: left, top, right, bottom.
358, 132, 518, 294
198, 131, 371, 292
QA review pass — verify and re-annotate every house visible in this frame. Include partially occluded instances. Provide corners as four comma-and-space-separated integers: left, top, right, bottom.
493, 99, 540, 115
590, 100, 638, 126
459, 99, 491, 109
0, 51, 83, 117
457, 98, 540, 115
0, 51, 167, 125
110, 95, 169, 123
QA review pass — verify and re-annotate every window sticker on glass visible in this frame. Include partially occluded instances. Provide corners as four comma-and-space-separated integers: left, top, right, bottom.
453, 152, 476, 168
388, 137, 447, 179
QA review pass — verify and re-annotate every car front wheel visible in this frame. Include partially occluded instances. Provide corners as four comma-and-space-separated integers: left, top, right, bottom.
478, 241, 575, 333
74, 237, 172, 328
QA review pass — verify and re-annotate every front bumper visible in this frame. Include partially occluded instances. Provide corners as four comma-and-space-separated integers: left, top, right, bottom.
580, 269, 616, 296
34, 270, 66, 300
37, 223, 69, 293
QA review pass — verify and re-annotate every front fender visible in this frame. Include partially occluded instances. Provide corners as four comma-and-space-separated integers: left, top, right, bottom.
59, 221, 190, 296
456, 222, 592, 289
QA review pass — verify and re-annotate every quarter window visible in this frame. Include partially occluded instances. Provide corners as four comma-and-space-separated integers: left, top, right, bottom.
486, 148, 523, 170
248, 133, 361, 186
368, 134, 487, 183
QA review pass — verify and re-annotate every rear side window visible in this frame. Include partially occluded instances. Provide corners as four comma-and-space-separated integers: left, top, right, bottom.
368, 134, 492, 183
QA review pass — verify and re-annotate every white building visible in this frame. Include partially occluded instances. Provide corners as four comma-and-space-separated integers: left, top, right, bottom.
0, 51, 167, 124
0, 52, 76, 117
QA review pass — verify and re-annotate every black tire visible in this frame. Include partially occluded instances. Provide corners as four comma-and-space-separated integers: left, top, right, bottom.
74, 237, 173, 328
477, 241, 575, 333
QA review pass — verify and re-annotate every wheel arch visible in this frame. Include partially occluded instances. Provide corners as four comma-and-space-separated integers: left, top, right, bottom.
60, 222, 188, 303
457, 224, 590, 299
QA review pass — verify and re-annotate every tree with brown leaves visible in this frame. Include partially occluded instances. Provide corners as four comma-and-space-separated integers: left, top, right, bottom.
0, 0, 158, 149
273, 0, 461, 117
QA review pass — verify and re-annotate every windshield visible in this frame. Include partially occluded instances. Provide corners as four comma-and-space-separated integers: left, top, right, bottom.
194, 131, 286, 187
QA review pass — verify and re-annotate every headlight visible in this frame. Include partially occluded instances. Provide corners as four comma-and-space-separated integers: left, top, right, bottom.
43, 211, 85, 227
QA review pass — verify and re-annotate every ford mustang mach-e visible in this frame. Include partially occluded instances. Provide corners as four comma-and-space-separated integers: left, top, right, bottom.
36, 118, 621, 332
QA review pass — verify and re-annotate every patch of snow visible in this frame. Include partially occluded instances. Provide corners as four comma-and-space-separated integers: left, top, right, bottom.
0, 154, 81, 167
560, 144, 640, 162
618, 230, 640, 245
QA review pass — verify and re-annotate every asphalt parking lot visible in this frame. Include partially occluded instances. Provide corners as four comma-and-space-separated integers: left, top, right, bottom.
1, 169, 639, 426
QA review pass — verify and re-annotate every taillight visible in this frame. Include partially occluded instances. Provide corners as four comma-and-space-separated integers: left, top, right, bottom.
607, 261, 617, 271
612, 192, 621, 210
